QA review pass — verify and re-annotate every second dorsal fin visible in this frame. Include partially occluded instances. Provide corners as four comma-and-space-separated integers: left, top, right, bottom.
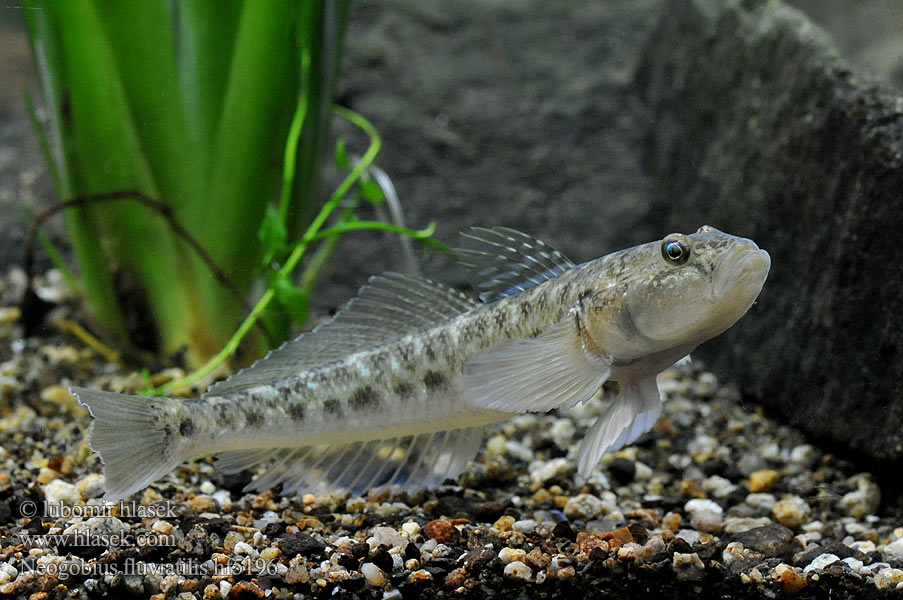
205, 273, 477, 397
456, 227, 576, 303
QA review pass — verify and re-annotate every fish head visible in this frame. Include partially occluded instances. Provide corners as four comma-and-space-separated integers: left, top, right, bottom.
583, 225, 770, 364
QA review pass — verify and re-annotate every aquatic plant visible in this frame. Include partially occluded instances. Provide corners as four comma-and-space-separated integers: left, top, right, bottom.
22, 1, 438, 374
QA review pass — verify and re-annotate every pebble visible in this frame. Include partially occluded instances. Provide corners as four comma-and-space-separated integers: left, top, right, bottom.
548, 418, 575, 448
772, 495, 811, 529
361, 562, 387, 587
672, 552, 706, 581
503, 560, 532, 580
529, 458, 572, 487
368, 526, 407, 550
684, 498, 723, 533
881, 538, 903, 562
874, 567, 903, 590
512, 519, 536, 533
803, 552, 840, 573
747, 469, 781, 493
841, 475, 881, 519
75, 474, 106, 499
729, 524, 793, 557
152, 520, 174, 535
423, 519, 458, 543
498, 547, 527, 564
745, 492, 777, 510
43, 479, 80, 505
563, 493, 606, 520
64, 516, 128, 538
493, 515, 515, 531
773, 563, 807, 592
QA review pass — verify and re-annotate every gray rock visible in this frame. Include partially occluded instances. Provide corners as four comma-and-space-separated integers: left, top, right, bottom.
729, 524, 795, 557
634, 0, 903, 465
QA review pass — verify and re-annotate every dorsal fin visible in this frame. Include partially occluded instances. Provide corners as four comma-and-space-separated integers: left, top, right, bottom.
456, 227, 576, 303
205, 273, 477, 396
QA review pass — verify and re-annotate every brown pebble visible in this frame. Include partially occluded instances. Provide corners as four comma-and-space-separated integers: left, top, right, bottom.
680, 479, 707, 498
230, 580, 264, 598
775, 564, 807, 593
576, 532, 609, 555
597, 523, 649, 546
423, 519, 459, 543
748, 469, 781, 493
444, 567, 467, 588
188, 495, 217, 512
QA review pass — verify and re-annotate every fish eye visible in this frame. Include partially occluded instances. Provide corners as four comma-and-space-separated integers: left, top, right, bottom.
661, 237, 690, 265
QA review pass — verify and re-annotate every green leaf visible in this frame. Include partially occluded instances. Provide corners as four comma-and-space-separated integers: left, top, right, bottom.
258, 205, 288, 254
273, 276, 309, 326
334, 137, 350, 170
359, 178, 385, 203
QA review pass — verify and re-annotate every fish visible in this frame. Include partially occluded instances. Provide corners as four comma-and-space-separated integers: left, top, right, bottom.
71, 225, 770, 500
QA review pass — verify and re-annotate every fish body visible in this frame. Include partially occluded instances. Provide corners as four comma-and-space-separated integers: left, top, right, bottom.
72, 226, 770, 500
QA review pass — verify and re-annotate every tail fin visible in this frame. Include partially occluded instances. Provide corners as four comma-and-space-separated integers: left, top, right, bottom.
69, 387, 185, 500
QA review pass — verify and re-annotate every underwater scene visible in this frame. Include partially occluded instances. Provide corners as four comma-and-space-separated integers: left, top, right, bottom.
1, 1, 903, 598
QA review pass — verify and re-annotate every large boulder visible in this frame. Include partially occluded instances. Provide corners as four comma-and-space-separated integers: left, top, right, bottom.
635, 0, 903, 465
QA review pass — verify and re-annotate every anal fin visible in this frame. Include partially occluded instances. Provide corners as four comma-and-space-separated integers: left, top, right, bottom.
215, 427, 484, 496
576, 377, 663, 478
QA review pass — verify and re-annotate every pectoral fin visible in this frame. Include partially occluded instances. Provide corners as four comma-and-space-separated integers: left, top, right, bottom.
576, 377, 662, 478
461, 318, 611, 413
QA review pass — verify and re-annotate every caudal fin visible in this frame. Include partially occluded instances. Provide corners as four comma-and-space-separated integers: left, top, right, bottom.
70, 387, 185, 500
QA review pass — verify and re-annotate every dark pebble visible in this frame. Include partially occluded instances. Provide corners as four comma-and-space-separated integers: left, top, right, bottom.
437, 494, 474, 517
278, 532, 326, 558
0, 501, 11, 523
336, 552, 358, 570
461, 546, 496, 572
471, 500, 508, 521
263, 522, 285, 538
608, 458, 636, 485
338, 573, 365, 591
729, 524, 793, 557
404, 542, 420, 561
58, 534, 105, 559
371, 544, 395, 573
179, 524, 213, 557
256, 575, 283, 591
425, 564, 449, 581
552, 521, 577, 541
351, 541, 370, 560
668, 537, 694, 555
213, 469, 254, 495
203, 517, 232, 538
627, 522, 649, 545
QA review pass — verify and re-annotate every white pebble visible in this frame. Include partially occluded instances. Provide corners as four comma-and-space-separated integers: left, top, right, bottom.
874, 567, 903, 590
498, 547, 526, 564
684, 498, 723, 533
361, 562, 387, 587
529, 458, 571, 487
367, 526, 406, 550
513, 519, 536, 533
401, 521, 420, 537
745, 493, 777, 510
486, 434, 507, 455
503, 560, 532, 580
199, 480, 216, 495
803, 553, 840, 574
548, 418, 575, 449
672, 552, 705, 581
75, 474, 106, 499
563, 493, 606, 520
881, 538, 903, 562
43, 479, 80, 506
233, 542, 258, 558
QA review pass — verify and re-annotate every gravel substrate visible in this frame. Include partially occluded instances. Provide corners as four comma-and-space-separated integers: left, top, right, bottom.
1, 267, 903, 599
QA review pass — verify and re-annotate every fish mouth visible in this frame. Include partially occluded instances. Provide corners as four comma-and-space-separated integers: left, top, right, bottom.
711, 245, 771, 302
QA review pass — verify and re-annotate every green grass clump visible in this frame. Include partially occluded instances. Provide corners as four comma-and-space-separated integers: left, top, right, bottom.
23, 1, 442, 375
